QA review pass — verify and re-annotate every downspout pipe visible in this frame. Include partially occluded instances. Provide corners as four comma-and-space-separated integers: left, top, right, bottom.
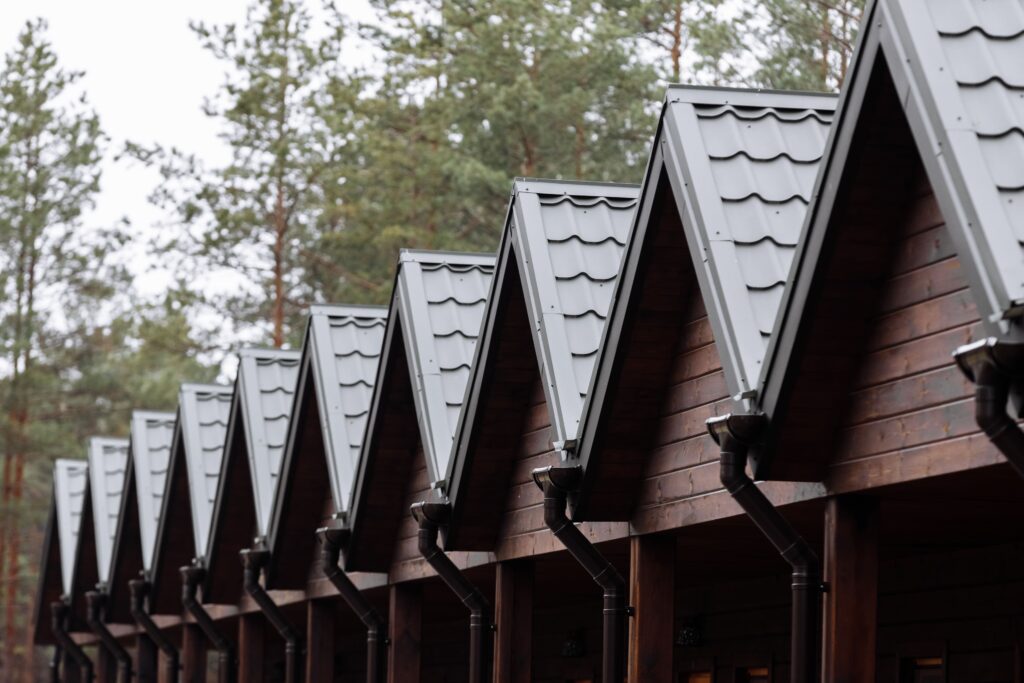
240, 547, 301, 683
49, 643, 62, 683
85, 590, 132, 682
181, 564, 233, 683
707, 413, 820, 683
954, 337, 1024, 480
51, 600, 93, 682
129, 577, 179, 683
531, 465, 626, 683
316, 526, 386, 683
410, 501, 493, 683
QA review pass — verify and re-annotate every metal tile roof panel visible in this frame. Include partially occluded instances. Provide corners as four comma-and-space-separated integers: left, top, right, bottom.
53, 459, 88, 595
305, 305, 387, 512
396, 250, 494, 482
510, 181, 639, 441
235, 348, 301, 536
880, 0, 1024, 321
178, 383, 233, 558
129, 411, 175, 571
86, 437, 129, 585
663, 86, 837, 394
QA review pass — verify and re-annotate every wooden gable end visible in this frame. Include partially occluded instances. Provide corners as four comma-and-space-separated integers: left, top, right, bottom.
204, 416, 258, 603
150, 443, 197, 614
767, 61, 1004, 488
33, 503, 62, 646
577, 173, 712, 522
106, 467, 142, 623
268, 370, 336, 589
447, 258, 542, 551
346, 322, 420, 573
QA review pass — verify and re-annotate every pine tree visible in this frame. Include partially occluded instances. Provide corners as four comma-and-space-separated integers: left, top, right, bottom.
128, 0, 354, 347
0, 20, 104, 675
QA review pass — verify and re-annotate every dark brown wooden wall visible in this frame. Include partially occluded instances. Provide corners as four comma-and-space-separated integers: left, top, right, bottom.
390, 444, 432, 575
828, 165, 981, 489
633, 285, 731, 532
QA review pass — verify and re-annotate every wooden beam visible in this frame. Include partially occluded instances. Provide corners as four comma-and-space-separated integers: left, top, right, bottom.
238, 613, 265, 681
135, 634, 157, 683
96, 646, 116, 683
822, 495, 879, 683
306, 599, 335, 683
493, 560, 533, 683
61, 650, 83, 683
387, 583, 421, 683
628, 534, 675, 683
180, 624, 207, 683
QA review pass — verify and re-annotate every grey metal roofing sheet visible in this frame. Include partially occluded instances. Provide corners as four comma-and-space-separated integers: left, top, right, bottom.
500, 179, 638, 444
302, 305, 387, 512
394, 250, 495, 483
662, 86, 836, 398
53, 459, 88, 596
232, 347, 301, 538
890, 0, 1024, 321
86, 437, 129, 585
177, 383, 233, 559
128, 411, 175, 571
758, 0, 1024, 413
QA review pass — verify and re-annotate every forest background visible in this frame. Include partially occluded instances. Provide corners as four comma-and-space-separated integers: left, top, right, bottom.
0, 0, 862, 677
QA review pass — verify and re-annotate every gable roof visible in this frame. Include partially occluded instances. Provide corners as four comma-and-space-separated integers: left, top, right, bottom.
156, 383, 233, 565
216, 347, 300, 545
758, 0, 1024, 432
127, 411, 175, 571
267, 305, 386, 554
346, 250, 494, 570
572, 86, 836, 518
444, 179, 638, 546
390, 250, 495, 484
86, 437, 129, 586
33, 460, 89, 645
54, 459, 88, 596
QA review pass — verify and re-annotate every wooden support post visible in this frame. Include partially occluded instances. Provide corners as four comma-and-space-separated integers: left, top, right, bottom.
156, 650, 173, 683
628, 534, 675, 683
823, 495, 879, 683
61, 650, 83, 683
96, 646, 117, 683
238, 613, 265, 682
387, 583, 421, 683
306, 599, 335, 683
135, 634, 158, 683
180, 624, 207, 683
493, 560, 533, 683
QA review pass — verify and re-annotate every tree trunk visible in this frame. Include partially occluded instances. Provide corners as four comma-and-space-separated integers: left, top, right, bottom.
671, 2, 683, 82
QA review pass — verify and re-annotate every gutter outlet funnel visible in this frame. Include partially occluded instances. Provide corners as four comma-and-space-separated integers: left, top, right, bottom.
241, 547, 301, 683
954, 337, 1024, 480
85, 590, 132, 682
181, 564, 233, 683
316, 526, 386, 683
51, 600, 94, 682
410, 501, 493, 683
707, 413, 819, 683
531, 465, 626, 683
130, 577, 179, 683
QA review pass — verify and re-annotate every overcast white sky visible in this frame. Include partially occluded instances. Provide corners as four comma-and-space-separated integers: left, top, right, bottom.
0, 0, 375, 298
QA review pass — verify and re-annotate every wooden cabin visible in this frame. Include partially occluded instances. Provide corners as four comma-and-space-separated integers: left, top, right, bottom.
31, 1, 1024, 681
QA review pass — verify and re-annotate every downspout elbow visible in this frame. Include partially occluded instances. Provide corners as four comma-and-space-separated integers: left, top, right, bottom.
532, 465, 626, 683
51, 600, 94, 682
316, 526, 386, 683
130, 577, 179, 681
955, 338, 1024, 480
240, 548, 301, 683
410, 501, 492, 683
85, 590, 132, 681
708, 413, 819, 683
181, 564, 233, 683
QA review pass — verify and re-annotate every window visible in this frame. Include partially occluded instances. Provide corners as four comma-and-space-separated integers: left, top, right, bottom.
903, 657, 944, 683
686, 673, 712, 683
737, 667, 769, 683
